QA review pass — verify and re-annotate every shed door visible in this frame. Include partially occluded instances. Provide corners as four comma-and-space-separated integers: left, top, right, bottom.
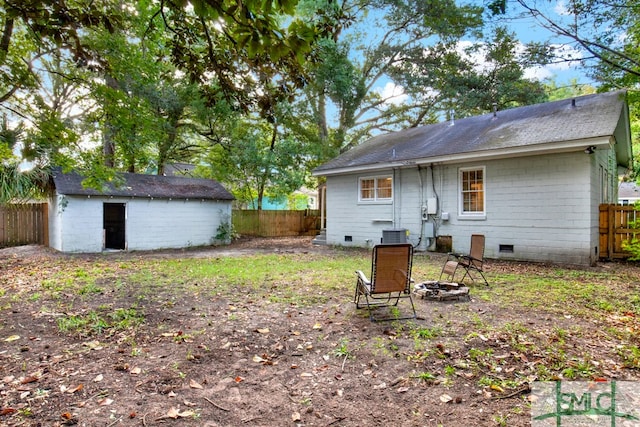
103, 203, 126, 250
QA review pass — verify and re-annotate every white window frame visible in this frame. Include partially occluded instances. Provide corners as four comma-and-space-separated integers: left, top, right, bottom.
458, 166, 486, 218
358, 175, 393, 203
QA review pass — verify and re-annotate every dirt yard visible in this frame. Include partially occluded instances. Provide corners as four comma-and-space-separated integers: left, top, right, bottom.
1, 237, 640, 426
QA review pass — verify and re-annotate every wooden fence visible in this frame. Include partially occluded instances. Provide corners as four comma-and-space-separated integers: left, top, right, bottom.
0, 203, 48, 248
232, 209, 320, 237
599, 204, 640, 260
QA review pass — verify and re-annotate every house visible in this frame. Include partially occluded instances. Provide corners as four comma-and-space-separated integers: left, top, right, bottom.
312, 91, 633, 265
618, 182, 640, 205
48, 168, 235, 253
247, 188, 319, 210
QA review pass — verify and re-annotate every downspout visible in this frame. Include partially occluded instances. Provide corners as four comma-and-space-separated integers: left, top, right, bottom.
392, 167, 397, 228
417, 165, 425, 250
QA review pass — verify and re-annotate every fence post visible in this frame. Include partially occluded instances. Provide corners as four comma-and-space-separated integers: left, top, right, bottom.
608, 204, 614, 259
0, 205, 5, 246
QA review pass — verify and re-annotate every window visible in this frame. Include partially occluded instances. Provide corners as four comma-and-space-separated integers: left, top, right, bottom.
459, 167, 485, 216
359, 176, 393, 202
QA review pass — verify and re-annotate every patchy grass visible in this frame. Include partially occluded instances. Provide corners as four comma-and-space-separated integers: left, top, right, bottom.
1, 243, 640, 426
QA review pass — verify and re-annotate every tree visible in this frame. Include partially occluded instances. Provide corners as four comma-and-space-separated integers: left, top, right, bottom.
419, 26, 548, 117
287, 0, 549, 172
198, 108, 308, 209
487, 0, 639, 81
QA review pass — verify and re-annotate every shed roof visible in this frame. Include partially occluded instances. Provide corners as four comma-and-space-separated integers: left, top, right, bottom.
52, 168, 235, 201
313, 90, 631, 176
619, 182, 640, 199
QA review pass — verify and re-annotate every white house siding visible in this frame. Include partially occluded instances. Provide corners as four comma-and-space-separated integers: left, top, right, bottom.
326, 151, 601, 265
47, 195, 64, 251
48, 195, 232, 253
325, 174, 395, 247
49, 195, 105, 252
126, 198, 231, 251
589, 146, 619, 261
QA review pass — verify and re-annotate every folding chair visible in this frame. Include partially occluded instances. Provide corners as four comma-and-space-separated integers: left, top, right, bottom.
354, 243, 416, 322
439, 234, 489, 286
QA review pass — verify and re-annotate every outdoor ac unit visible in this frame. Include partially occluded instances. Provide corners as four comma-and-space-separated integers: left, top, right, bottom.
382, 229, 407, 244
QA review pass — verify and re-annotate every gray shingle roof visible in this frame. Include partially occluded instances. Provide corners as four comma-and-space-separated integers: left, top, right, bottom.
314, 90, 629, 175
619, 182, 640, 198
52, 168, 235, 201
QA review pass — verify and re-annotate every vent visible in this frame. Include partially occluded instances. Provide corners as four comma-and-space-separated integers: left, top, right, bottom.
499, 244, 514, 253
382, 229, 407, 244
344, 235, 352, 242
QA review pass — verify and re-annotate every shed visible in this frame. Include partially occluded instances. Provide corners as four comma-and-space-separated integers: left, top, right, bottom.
48, 168, 235, 253
312, 90, 633, 265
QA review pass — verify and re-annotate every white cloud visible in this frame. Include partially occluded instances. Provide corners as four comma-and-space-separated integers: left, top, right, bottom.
376, 82, 408, 105
554, 0, 571, 16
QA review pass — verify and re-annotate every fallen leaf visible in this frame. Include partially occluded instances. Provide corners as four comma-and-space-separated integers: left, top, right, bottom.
83, 340, 103, 350
20, 375, 39, 384
252, 355, 266, 363
292, 411, 301, 421
67, 384, 83, 394
93, 374, 103, 382
313, 322, 322, 329
490, 384, 504, 393
166, 407, 180, 419
130, 367, 142, 375
20, 391, 30, 399
397, 387, 409, 393
440, 394, 453, 403
189, 379, 203, 389
98, 398, 113, 406
234, 376, 244, 383
256, 328, 270, 334
4, 335, 20, 342
0, 408, 17, 415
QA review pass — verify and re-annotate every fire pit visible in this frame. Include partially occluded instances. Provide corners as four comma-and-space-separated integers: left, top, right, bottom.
413, 281, 470, 301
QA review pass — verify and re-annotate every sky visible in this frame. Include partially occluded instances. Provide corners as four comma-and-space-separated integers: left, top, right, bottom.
350, 0, 594, 109
503, 1, 590, 85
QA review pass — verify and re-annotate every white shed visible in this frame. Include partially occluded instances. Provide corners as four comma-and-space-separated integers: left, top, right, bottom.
312, 91, 633, 266
48, 169, 235, 253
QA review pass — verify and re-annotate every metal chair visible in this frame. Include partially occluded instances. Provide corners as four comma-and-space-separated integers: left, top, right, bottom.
354, 243, 416, 322
439, 234, 489, 286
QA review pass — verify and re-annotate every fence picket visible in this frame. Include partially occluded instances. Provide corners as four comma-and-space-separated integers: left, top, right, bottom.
0, 203, 48, 248
232, 210, 320, 237
599, 204, 639, 259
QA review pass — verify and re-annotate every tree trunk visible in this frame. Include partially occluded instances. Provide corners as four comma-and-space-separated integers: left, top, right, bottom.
102, 74, 119, 168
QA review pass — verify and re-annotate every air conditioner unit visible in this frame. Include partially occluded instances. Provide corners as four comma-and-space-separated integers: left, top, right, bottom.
382, 229, 407, 244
